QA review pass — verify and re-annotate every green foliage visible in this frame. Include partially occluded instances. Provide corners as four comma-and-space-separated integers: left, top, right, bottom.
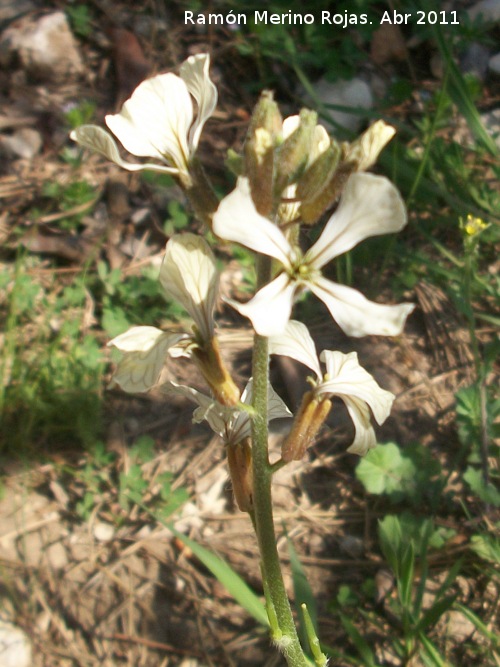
232, 0, 378, 89
168, 524, 269, 627
64, 100, 97, 129
287, 533, 320, 659
36, 179, 97, 230
470, 534, 500, 565
355, 442, 444, 506
0, 259, 105, 455
66, 4, 94, 38
73, 436, 189, 523
463, 467, 500, 507
163, 200, 190, 236
96, 261, 186, 338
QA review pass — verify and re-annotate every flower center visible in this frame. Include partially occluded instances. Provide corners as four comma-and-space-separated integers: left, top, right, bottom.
288, 248, 321, 284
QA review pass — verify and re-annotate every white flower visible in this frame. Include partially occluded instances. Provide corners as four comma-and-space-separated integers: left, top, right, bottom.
269, 320, 394, 455
212, 173, 414, 337
163, 380, 291, 445
108, 234, 219, 393
70, 54, 217, 179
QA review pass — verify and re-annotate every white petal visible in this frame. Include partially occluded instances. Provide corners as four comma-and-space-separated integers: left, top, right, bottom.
269, 320, 322, 379
108, 328, 186, 393
159, 234, 218, 340
320, 350, 394, 425
212, 177, 293, 268
306, 173, 407, 269
268, 382, 293, 421
282, 115, 330, 160
312, 123, 331, 160
228, 273, 296, 336
180, 54, 218, 153
164, 381, 246, 443
282, 115, 300, 138
310, 276, 414, 338
70, 126, 178, 174
105, 73, 193, 171
346, 120, 396, 171
343, 398, 378, 456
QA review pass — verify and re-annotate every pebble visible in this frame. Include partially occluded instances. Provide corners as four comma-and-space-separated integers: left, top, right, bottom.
313, 77, 373, 132
459, 42, 491, 80
0, 11, 83, 83
489, 52, 500, 75
0, 127, 42, 159
467, 0, 500, 24
93, 521, 115, 543
0, 621, 32, 667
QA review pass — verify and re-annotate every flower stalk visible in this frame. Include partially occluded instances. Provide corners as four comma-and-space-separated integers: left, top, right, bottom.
250, 254, 310, 667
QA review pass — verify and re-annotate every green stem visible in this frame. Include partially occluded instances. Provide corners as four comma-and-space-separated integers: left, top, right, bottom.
251, 254, 309, 667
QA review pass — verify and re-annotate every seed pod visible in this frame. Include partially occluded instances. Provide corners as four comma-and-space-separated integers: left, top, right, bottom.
227, 438, 254, 512
281, 391, 332, 461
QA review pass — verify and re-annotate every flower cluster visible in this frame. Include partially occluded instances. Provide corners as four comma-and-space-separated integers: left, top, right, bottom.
72, 53, 414, 509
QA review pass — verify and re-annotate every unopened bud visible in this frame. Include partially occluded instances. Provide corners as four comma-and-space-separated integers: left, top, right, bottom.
227, 438, 254, 512
244, 91, 282, 216
192, 336, 240, 406
296, 141, 341, 205
281, 391, 332, 462
300, 161, 356, 225
344, 120, 396, 172
274, 109, 317, 198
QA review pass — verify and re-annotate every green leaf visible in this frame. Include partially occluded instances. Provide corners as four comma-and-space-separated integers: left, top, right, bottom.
470, 534, 500, 564
168, 526, 269, 627
287, 532, 319, 654
418, 632, 449, 667
463, 467, 500, 507
454, 604, 500, 647
431, 23, 498, 156
356, 442, 443, 505
339, 613, 379, 667
356, 442, 415, 499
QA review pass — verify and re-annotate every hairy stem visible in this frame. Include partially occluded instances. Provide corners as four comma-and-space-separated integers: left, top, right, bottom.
251, 254, 309, 667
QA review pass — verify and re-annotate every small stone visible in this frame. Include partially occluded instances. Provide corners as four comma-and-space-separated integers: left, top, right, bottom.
0, 621, 32, 667
0, 11, 83, 82
0, 127, 42, 158
93, 521, 115, 543
480, 108, 500, 148
467, 0, 500, 24
371, 24, 407, 66
313, 77, 373, 132
459, 43, 491, 80
489, 52, 500, 75
339, 535, 364, 558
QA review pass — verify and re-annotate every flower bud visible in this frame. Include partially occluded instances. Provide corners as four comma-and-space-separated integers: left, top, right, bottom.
244, 91, 282, 216
300, 160, 356, 225
343, 120, 396, 172
274, 109, 317, 198
296, 141, 341, 205
281, 391, 332, 462
192, 336, 240, 406
227, 437, 254, 512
